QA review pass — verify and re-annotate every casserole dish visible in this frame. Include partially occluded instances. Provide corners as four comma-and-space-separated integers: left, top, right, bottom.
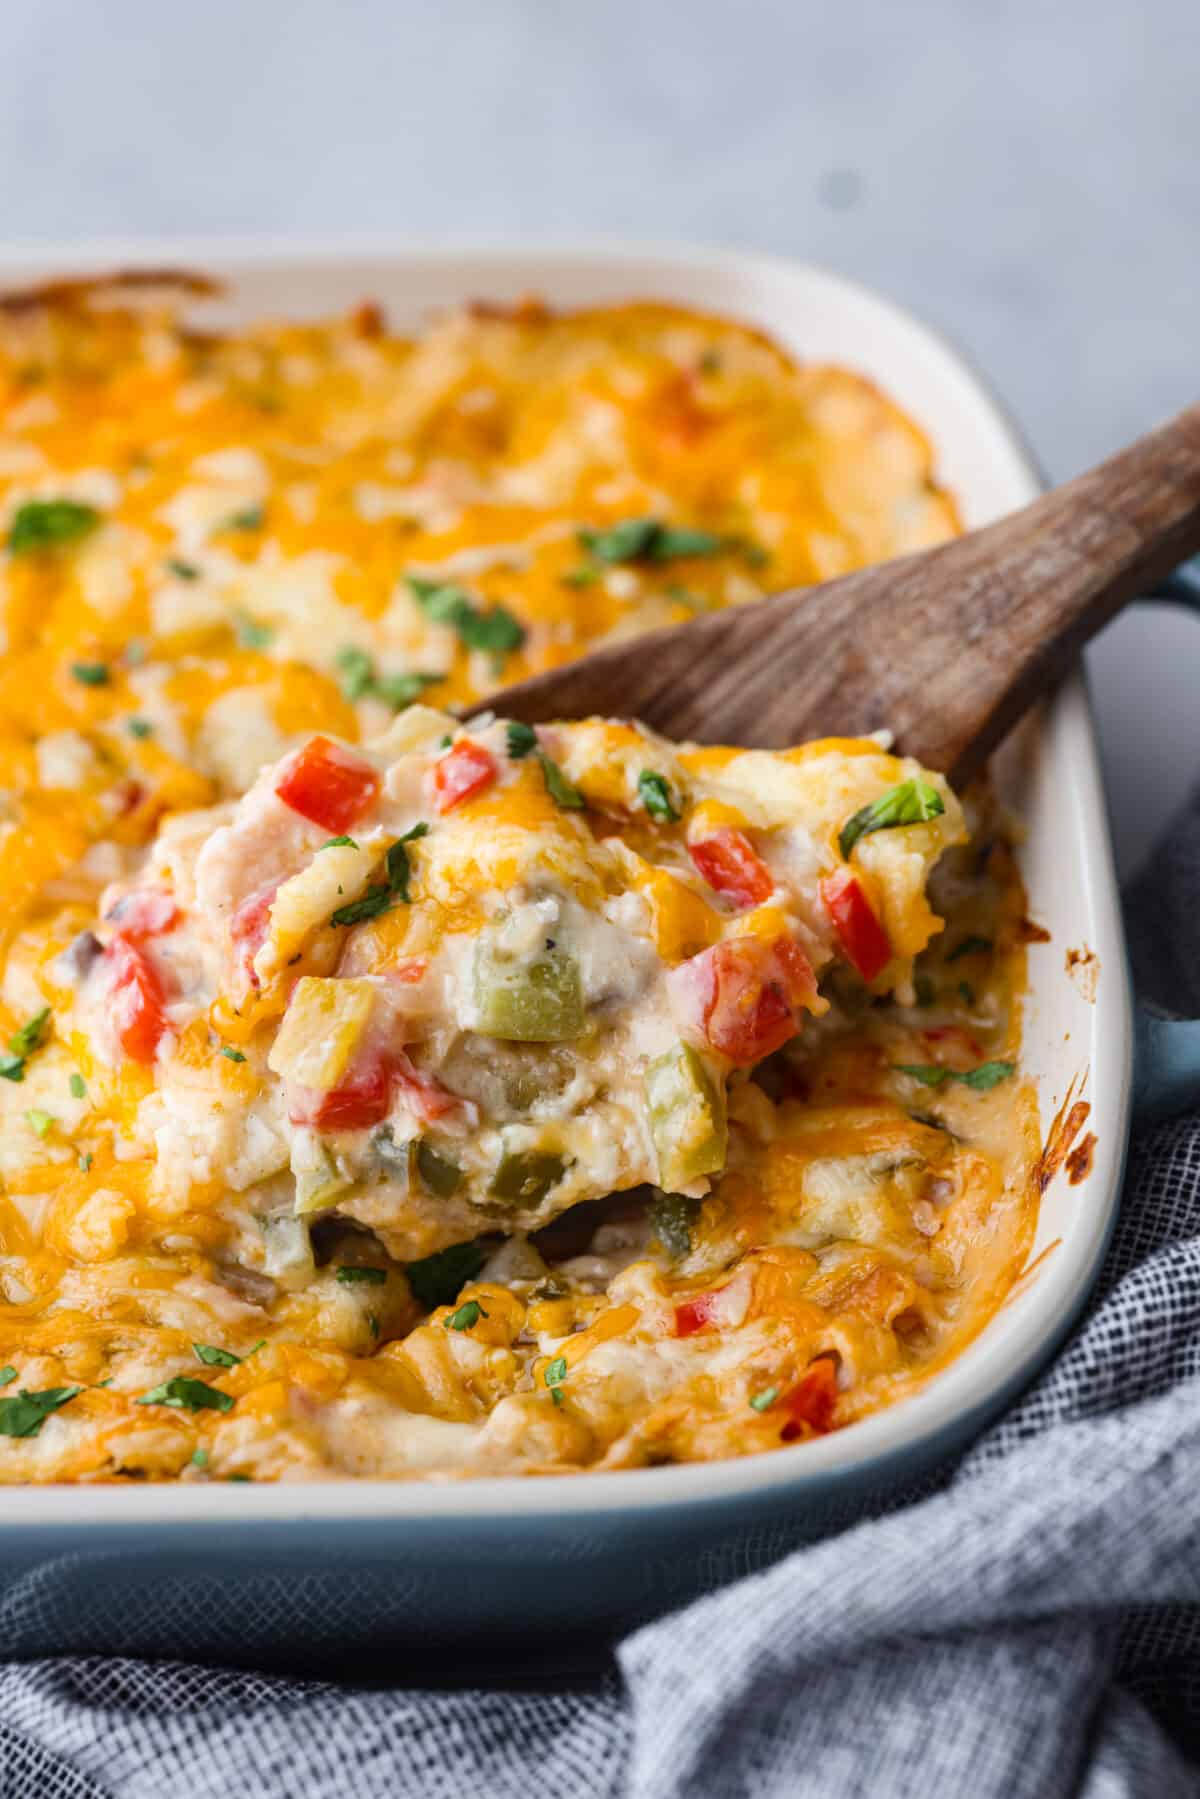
0, 241, 1182, 1667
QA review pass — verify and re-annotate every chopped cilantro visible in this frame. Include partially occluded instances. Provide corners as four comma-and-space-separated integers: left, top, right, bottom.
444, 1299, 487, 1332
405, 1240, 486, 1309
544, 1355, 568, 1406
10, 1008, 50, 1060
0, 1053, 24, 1083
335, 645, 374, 700
166, 556, 200, 581
70, 661, 110, 687
220, 1046, 246, 1063
78, 1152, 93, 1173
407, 577, 526, 662
537, 752, 584, 811
331, 822, 428, 925
560, 565, 599, 588
234, 611, 274, 650
336, 1265, 387, 1285
839, 780, 945, 860
336, 647, 446, 714
894, 1060, 1015, 1092
190, 1446, 210, 1469
577, 518, 723, 565
136, 1376, 234, 1412
0, 1366, 15, 1387
749, 1386, 779, 1412
127, 716, 154, 739
223, 505, 264, 532
9, 500, 100, 556
0, 1385, 82, 1438
69, 1073, 86, 1100
193, 1343, 242, 1368
24, 1109, 54, 1138
505, 720, 538, 760
637, 769, 680, 823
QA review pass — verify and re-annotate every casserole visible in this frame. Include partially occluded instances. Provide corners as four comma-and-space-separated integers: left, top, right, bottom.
0, 241, 1169, 1663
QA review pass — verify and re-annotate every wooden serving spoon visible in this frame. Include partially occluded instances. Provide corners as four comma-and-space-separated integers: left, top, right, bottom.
484, 403, 1200, 784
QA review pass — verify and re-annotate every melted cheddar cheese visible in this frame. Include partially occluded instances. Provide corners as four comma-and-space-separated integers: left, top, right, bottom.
0, 276, 1036, 1483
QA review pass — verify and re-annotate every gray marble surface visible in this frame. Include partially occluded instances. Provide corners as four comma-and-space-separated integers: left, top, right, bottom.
2, 0, 1198, 874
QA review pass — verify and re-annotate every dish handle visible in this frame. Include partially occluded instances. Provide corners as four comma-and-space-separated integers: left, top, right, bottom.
1130, 556, 1200, 1119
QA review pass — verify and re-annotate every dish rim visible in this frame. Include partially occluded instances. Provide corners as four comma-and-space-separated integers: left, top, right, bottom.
0, 236, 1130, 1526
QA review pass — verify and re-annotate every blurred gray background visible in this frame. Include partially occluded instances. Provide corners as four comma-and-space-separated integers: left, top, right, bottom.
3, 0, 1198, 874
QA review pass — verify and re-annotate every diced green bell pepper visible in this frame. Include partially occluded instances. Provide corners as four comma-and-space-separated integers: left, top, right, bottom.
473, 943, 585, 1042
416, 1141, 463, 1198
645, 1041, 727, 1190
490, 1149, 566, 1207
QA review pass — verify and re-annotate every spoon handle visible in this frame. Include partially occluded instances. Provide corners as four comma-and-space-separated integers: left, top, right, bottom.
491, 402, 1200, 784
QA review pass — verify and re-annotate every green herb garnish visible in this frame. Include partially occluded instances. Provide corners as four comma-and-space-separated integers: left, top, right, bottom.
69, 1073, 86, 1100
190, 1446, 210, 1469
537, 752, 584, 811
193, 1344, 242, 1368
637, 770, 680, 823
223, 505, 264, 532
544, 1354, 568, 1406
330, 823, 428, 926
9, 500, 99, 556
322, 835, 358, 850
166, 556, 200, 581
839, 780, 945, 860
127, 716, 154, 739
234, 611, 274, 650
444, 1299, 488, 1332
405, 1240, 486, 1309
220, 1046, 246, 1063
577, 518, 723, 565
78, 1152, 92, 1173
0, 1366, 16, 1387
10, 1008, 50, 1060
0, 1385, 82, 1438
336, 1265, 387, 1285
24, 1109, 54, 1138
749, 1386, 779, 1413
505, 721, 538, 760
70, 661, 110, 687
137, 1376, 234, 1412
894, 1060, 1015, 1092
407, 577, 526, 662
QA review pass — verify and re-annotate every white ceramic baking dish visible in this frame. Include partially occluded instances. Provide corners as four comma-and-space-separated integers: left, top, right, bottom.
0, 243, 1144, 1666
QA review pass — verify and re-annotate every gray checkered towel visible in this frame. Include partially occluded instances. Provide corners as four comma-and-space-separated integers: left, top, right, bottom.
3, 808, 1200, 1799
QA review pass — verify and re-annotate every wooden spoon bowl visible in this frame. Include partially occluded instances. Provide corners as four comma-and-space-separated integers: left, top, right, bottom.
484, 403, 1200, 783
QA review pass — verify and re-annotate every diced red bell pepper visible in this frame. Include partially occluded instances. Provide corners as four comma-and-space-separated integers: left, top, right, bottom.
229, 884, 278, 989
674, 1289, 723, 1337
275, 736, 380, 834
779, 1357, 839, 1441
688, 827, 774, 911
431, 740, 498, 814
820, 867, 891, 983
670, 934, 817, 1066
288, 1054, 392, 1132
392, 1049, 459, 1122
387, 958, 429, 986
107, 935, 171, 1064
104, 888, 179, 943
